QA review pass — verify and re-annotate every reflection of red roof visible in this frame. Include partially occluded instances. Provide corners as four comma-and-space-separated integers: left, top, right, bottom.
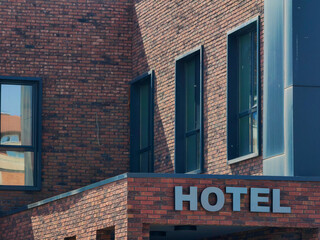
1, 114, 21, 133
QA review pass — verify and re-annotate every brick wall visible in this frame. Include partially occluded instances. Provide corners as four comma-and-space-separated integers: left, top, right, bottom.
0, 0, 132, 213
131, 0, 264, 175
0, 0, 269, 214
0, 179, 128, 240
127, 176, 320, 239
1, 175, 320, 239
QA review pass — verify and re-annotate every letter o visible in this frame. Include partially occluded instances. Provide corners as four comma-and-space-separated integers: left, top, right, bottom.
201, 187, 225, 212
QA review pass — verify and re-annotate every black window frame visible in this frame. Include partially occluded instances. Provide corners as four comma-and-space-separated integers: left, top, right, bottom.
175, 46, 204, 174
130, 70, 154, 173
0, 76, 42, 190
227, 17, 260, 164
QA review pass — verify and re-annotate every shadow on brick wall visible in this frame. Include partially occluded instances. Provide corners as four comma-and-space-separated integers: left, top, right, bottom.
131, 3, 173, 173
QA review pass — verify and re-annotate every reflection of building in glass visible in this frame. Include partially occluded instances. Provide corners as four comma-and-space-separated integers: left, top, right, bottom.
0, 113, 25, 185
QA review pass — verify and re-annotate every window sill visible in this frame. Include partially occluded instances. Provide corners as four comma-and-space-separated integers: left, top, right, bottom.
184, 169, 203, 174
227, 152, 259, 165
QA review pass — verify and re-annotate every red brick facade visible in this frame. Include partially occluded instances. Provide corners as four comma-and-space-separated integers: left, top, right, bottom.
1, 178, 128, 239
1, 175, 320, 239
1, 0, 320, 239
132, 0, 264, 175
0, 0, 267, 214
0, 0, 132, 213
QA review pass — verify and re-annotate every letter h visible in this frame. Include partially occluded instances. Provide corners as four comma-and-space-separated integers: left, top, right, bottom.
175, 186, 198, 211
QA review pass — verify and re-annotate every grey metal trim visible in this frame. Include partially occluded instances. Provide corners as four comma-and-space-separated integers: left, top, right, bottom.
227, 153, 259, 165
284, 0, 293, 89
227, 16, 260, 35
175, 45, 202, 61
130, 70, 154, 85
125, 172, 320, 182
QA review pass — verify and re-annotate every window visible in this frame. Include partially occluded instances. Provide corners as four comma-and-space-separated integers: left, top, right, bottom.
175, 46, 203, 173
130, 71, 154, 172
96, 227, 115, 240
227, 17, 260, 163
0, 76, 41, 189
64, 236, 76, 240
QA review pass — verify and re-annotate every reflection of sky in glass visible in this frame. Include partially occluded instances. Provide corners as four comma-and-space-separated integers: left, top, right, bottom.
1, 85, 21, 116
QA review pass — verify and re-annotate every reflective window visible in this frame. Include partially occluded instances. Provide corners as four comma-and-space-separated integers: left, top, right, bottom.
0, 78, 41, 188
1, 84, 33, 146
227, 19, 259, 162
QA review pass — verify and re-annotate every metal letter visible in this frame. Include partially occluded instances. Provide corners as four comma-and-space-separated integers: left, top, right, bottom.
175, 186, 198, 211
226, 187, 247, 211
250, 188, 270, 213
201, 187, 225, 212
272, 189, 291, 213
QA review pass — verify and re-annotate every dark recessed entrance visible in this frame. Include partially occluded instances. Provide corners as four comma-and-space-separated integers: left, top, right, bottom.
149, 225, 259, 240
149, 225, 317, 240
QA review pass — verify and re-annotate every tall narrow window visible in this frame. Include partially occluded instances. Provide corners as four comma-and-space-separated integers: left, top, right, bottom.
175, 46, 203, 173
130, 71, 154, 172
0, 77, 41, 189
227, 17, 259, 163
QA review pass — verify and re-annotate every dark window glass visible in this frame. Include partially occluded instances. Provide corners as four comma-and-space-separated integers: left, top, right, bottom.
238, 31, 258, 156
227, 19, 259, 162
64, 236, 76, 240
130, 72, 153, 173
96, 227, 115, 240
0, 78, 41, 188
175, 47, 202, 173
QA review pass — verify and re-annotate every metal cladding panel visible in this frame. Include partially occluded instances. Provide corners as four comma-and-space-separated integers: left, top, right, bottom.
291, 0, 320, 176
263, 155, 285, 176
292, 0, 320, 87
293, 87, 320, 176
263, 0, 285, 159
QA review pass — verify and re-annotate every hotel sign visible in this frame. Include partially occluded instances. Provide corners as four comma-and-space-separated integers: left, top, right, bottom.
175, 186, 291, 213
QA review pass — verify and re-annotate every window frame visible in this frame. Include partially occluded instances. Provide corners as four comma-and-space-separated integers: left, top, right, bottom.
0, 76, 42, 190
130, 70, 154, 173
227, 16, 260, 164
175, 45, 204, 174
